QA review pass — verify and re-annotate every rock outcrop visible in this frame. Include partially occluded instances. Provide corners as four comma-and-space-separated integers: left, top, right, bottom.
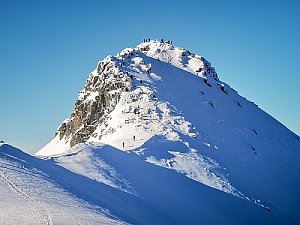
57, 56, 131, 147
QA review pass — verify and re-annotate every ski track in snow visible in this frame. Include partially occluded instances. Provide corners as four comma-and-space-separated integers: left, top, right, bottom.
0, 163, 53, 225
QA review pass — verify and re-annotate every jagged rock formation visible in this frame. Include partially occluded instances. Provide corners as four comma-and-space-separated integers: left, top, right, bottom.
57, 56, 131, 146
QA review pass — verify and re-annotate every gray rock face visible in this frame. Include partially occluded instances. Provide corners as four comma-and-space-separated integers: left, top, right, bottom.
57, 56, 131, 147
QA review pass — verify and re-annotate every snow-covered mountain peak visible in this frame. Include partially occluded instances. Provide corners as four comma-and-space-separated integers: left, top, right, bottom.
39, 40, 219, 156
35, 40, 300, 222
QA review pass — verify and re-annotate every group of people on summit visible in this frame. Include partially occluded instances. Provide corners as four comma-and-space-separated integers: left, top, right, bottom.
143, 38, 173, 44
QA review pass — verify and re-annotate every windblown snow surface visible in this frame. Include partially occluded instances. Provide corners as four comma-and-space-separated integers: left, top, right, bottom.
2, 40, 300, 224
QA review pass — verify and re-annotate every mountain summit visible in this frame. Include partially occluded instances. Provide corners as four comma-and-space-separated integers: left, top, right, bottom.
38, 40, 220, 155
35, 39, 300, 224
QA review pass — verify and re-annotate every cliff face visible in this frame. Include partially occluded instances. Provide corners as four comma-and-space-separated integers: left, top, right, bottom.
57, 56, 131, 147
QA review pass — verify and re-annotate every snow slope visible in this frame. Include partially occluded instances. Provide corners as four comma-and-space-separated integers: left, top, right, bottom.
33, 40, 300, 224
0, 143, 127, 225
1, 143, 294, 225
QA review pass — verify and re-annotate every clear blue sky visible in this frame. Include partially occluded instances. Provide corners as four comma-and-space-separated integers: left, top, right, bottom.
1, 0, 299, 154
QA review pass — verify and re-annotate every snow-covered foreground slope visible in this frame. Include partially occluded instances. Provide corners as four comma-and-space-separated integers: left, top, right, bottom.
33, 40, 300, 224
0, 143, 127, 225
1, 143, 294, 225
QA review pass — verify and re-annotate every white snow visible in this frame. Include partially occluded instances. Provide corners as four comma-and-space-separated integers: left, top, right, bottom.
37, 135, 70, 157
136, 40, 215, 78
146, 149, 238, 195
54, 142, 136, 195
92, 86, 196, 151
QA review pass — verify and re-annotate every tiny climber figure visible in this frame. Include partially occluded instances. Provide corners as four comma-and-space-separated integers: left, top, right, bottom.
122, 142, 125, 148
133, 135, 136, 141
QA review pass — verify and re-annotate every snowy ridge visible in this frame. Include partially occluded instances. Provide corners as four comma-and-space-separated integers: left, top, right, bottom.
52, 142, 136, 195
35, 40, 300, 224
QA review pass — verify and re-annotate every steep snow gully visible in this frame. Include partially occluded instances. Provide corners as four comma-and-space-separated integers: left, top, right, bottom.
1, 40, 300, 224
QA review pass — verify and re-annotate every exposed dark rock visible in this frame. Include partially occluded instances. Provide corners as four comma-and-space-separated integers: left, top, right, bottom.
57, 57, 131, 147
